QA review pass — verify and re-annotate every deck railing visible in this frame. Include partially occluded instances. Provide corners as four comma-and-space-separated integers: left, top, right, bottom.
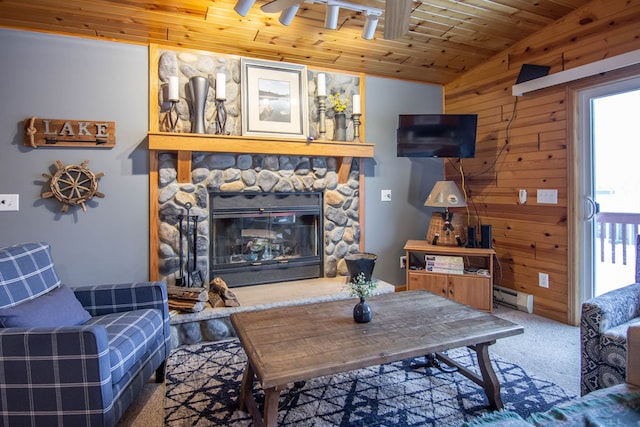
596, 212, 640, 265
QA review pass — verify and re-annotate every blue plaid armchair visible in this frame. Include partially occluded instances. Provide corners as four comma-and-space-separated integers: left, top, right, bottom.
0, 242, 170, 426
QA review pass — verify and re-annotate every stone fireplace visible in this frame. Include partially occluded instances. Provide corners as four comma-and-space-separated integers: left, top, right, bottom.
157, 152, 363, 287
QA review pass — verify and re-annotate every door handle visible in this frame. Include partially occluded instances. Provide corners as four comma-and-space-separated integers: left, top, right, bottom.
586, 197, 600, 221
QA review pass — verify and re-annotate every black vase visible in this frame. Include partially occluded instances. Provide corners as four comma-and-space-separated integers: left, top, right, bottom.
345, 252, 377, 282
353, 297, 372, 323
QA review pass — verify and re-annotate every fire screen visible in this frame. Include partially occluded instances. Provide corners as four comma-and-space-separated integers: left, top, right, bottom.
210, 192, 323, 287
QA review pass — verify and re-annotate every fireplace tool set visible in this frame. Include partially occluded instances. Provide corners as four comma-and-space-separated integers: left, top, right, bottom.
176, 202, 203, 287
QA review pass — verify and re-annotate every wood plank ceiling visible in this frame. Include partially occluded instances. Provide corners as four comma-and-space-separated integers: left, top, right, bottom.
0, 0, 592, 85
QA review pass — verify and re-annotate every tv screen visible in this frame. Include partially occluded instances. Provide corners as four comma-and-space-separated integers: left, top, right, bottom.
397, 114, 478, 158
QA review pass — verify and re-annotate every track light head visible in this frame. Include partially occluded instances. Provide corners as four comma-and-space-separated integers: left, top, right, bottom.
324, 4, 340, 30
279, 4, 300, 25
234, 0, 256, 16
362, 13, 379, 40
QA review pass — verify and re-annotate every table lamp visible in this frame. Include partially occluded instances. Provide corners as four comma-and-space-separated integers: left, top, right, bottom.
424, 180, 467, 246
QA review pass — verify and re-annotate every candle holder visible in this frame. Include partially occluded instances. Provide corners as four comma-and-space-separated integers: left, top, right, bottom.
168, 100, 179, 132
215, 98, 228, 135
318, 95, 327, 139
352, 113, 362, 142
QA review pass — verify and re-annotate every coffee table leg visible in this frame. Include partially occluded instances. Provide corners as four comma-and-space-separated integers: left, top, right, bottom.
238, 362, 254, 412
238, 362, 284, 427
263, 387, 283, 427
435, 343, 503, 410
476, 342, 502, 409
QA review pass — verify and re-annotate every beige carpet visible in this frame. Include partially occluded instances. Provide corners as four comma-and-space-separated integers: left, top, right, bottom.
117, 381, 166, 427
491, 304, 581, 397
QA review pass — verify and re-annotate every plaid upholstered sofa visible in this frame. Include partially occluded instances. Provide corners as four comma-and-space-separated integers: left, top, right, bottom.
579, 234, 640, 395
464, 325, 640, 426
0, 242, 170, 426
580, 282, 640, 395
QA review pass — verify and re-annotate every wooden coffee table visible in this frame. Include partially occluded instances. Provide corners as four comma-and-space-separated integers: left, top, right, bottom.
231, 290, 524, 427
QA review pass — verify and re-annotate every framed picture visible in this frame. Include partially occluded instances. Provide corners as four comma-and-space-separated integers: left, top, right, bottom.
241, 58, 309, 138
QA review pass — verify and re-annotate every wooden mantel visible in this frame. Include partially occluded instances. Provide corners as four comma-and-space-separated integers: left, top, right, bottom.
148, 132, 375, 183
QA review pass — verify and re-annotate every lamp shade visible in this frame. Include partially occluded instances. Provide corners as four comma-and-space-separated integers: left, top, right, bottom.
424, 181, 467, 208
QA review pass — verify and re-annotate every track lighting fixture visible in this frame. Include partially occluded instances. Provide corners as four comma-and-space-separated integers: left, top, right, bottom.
238, 0, 383, 40
234, 0, 255, 17
362, 13, 379, 40
324, 4, 340, 30
279, 5, 300, 26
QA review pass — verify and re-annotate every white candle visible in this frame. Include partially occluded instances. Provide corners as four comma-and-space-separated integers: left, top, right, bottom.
353, 94, 361, 114
216, 73, 226, 100
317, 73, 326, 96
168, 76, 179, 101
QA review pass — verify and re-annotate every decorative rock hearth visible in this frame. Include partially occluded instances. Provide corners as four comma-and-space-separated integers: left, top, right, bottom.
169, 277, 396, 348
157, 153, 363, 287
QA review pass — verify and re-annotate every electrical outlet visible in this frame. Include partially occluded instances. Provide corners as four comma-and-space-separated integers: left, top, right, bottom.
399, 255, 406, 269
539, 272, 549, 288
381, 189, 392, 202
0, 194, 19, 211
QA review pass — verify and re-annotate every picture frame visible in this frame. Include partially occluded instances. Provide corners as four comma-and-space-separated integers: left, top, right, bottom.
241, 58, 309, 138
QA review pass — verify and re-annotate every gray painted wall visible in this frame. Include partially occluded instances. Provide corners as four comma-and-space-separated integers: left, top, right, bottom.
363, 76, 444, 286
0, 28, 443, 288
0, 29, 150, 285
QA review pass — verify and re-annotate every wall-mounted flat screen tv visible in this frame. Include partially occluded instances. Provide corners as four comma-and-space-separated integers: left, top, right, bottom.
397, 114, 478, 158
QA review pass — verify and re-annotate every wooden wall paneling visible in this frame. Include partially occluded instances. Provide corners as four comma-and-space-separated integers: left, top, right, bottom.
500, 148, 568, 169
444, 0, 640, 324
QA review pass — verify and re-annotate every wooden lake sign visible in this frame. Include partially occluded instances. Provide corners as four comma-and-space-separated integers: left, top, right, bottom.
23, 117, 116, 148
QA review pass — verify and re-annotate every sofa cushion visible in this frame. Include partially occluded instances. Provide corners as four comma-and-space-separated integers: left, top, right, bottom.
84, 308, 164, 384
462, 410, 531, 426
527, 384, 640, 426
0, 242, 61, 309
0, 284, 91, 328
600, 318, 640, 368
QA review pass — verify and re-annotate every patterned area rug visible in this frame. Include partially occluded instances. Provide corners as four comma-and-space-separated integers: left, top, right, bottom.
165, 339, 575, 426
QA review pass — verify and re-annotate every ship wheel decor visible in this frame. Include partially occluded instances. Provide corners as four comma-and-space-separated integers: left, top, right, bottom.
42, 160, 105, 212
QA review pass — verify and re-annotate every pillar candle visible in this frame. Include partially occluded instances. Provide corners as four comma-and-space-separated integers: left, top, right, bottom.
317, 73, 326, 96
168, 76, 179, 101
353, 94, 361, 114
216, 73, 226, 100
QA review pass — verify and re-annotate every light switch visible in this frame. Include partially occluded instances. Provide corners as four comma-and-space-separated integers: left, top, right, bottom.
537, 189, 558, 204
0, 194, 19, 211
381, 190, 392, 202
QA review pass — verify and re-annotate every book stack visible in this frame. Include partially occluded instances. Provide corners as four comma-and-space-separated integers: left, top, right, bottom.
425, 254, 464, 275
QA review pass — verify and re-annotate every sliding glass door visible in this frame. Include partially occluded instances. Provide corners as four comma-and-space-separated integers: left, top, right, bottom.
577, 77, 640, 302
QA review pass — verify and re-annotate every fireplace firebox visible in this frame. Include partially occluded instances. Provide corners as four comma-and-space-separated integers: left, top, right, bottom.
210, 192, 324, 287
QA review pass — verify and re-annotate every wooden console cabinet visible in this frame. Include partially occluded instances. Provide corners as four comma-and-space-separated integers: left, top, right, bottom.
404, 240, 495, 312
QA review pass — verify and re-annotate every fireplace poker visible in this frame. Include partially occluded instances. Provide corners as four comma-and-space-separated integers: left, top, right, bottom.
185, 203, 192, 287
190, 214, 203, 287
176, 213, 185, 286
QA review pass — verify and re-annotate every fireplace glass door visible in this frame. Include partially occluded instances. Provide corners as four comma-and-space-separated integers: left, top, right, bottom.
210, 192, 323, 287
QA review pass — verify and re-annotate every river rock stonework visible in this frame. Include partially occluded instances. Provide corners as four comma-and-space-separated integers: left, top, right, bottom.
158, 49, 360, 141
157, 152, 362, 287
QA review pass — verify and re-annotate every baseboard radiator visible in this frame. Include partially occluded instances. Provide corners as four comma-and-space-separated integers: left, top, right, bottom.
493, 286, 533, 313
